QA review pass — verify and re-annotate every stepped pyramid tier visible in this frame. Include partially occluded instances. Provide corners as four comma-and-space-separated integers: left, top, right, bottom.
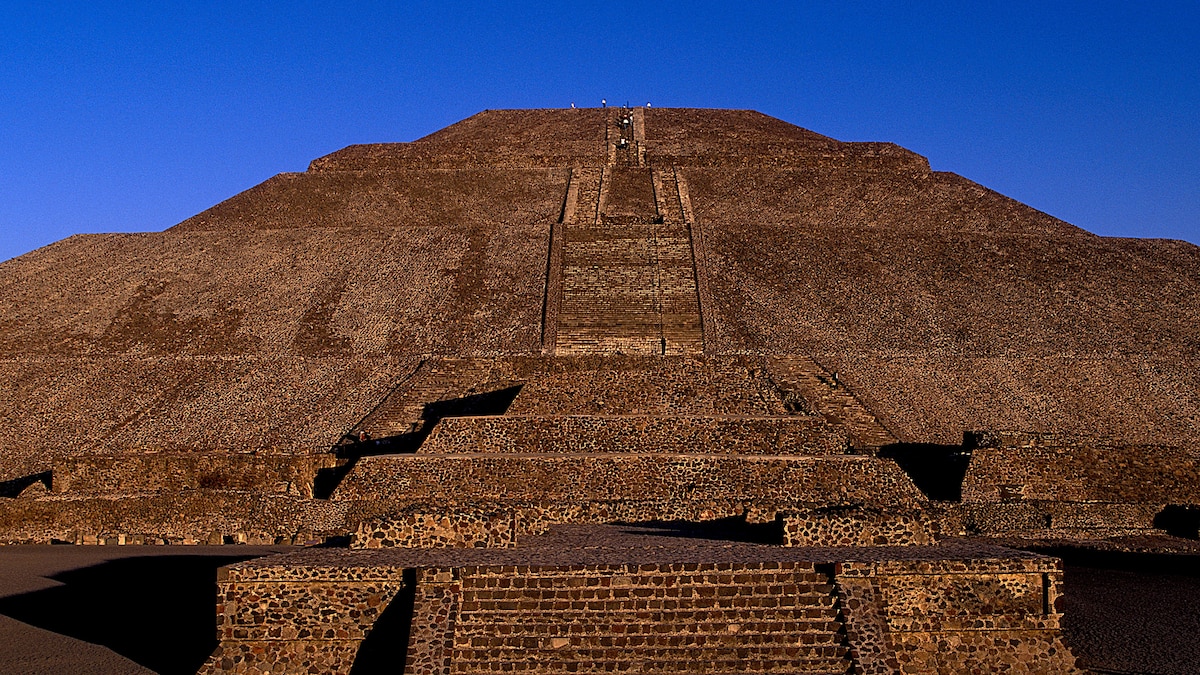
2, 106, 1198, 672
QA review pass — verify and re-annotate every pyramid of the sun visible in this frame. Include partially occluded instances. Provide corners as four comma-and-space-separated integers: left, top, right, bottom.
2, 108, 1198, 673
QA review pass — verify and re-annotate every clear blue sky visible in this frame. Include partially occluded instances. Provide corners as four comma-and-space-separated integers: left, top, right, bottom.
2, 2, 1197, 262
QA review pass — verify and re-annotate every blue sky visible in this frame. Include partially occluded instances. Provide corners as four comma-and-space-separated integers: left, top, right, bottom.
2, 1, 1197, 262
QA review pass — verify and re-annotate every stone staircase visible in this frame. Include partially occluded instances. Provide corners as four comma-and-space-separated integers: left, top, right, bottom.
607, 108, 643, 167
353, 359, 510, 439
766, 357, 896, 451
449, 563, 853, 674
555, 166, 704, 356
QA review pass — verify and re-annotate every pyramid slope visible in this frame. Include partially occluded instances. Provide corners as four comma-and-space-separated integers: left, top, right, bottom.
2, 107, 1199, 482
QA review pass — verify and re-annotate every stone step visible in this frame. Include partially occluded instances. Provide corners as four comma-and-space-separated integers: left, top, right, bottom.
332, 453, 925, 508
450, 656, 850, 675
417, 415, 847, 456
457, 616, 843, 636
554, 336, 664, 348
451, 649, 851, 671
458, 595, 838, 612
457, 587, 838, 603
453, 612, 840, 634
766, 356, 896, 450
557, 316, 689, 328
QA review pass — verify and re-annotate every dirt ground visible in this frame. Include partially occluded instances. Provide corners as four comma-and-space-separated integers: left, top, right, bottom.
0, 544, 1196, 674
1055, 548, 1200, 675
0, 545, 292, 675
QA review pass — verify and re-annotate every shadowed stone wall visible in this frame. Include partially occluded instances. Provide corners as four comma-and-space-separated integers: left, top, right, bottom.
959, 431, 1200, 537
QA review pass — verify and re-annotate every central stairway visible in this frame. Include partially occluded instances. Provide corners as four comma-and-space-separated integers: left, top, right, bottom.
449, 562, 852, 674
554, 110, 704, 356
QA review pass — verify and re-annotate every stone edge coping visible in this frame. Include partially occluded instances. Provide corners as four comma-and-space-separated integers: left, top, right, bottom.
431, 414, 829, 422
350, 453, 888, 462
220, 529, 1054, 582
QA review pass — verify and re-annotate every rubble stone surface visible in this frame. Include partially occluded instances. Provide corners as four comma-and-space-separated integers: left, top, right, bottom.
4, 106, 1197, 672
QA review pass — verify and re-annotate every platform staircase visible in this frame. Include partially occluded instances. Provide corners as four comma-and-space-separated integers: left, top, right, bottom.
351, 359, 513, 440
448, 563, 853, 674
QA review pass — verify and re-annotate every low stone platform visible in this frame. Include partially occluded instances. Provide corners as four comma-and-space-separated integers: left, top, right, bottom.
200, 525, 1083, 674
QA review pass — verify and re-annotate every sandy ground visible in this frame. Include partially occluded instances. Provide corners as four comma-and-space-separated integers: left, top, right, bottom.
0, 544, 1197, 674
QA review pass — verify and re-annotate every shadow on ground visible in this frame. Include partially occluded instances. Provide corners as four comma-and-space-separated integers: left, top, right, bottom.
1041, 547, 1200, 675
0, 553, 268, 675
621, 515, 785, 545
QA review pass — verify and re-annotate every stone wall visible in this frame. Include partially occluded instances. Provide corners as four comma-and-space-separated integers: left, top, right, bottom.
420, 414, 846, 455
308, 144, 606, 170
52, 451, 338, 497
836, 557, 1083, 674
353, 356, 796, 442
175, 168, 570, 231
960, 502, 1163, 538
0, 224, 552, 360
352, 504, 948, 550
0, 490, 347, 545
200, 558, 409, 674
954, 432, 1199, 536
334, 454, 924, 507
336, 453, 931, 549
783, 508, 937, 547
503, 356, 789, 416
819, 354, 1200, 447
962, 434, 1199, 503
0, 355, 407, 481
649, 144, 931, 171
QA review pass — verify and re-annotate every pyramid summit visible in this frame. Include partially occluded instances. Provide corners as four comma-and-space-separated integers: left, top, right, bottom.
1, 107, 1198, 673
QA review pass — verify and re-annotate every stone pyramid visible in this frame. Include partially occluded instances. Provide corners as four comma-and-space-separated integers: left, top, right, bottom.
2, 107, 1198, 673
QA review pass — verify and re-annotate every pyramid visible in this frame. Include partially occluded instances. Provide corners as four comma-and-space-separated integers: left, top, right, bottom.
2, 107, 1198, 673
